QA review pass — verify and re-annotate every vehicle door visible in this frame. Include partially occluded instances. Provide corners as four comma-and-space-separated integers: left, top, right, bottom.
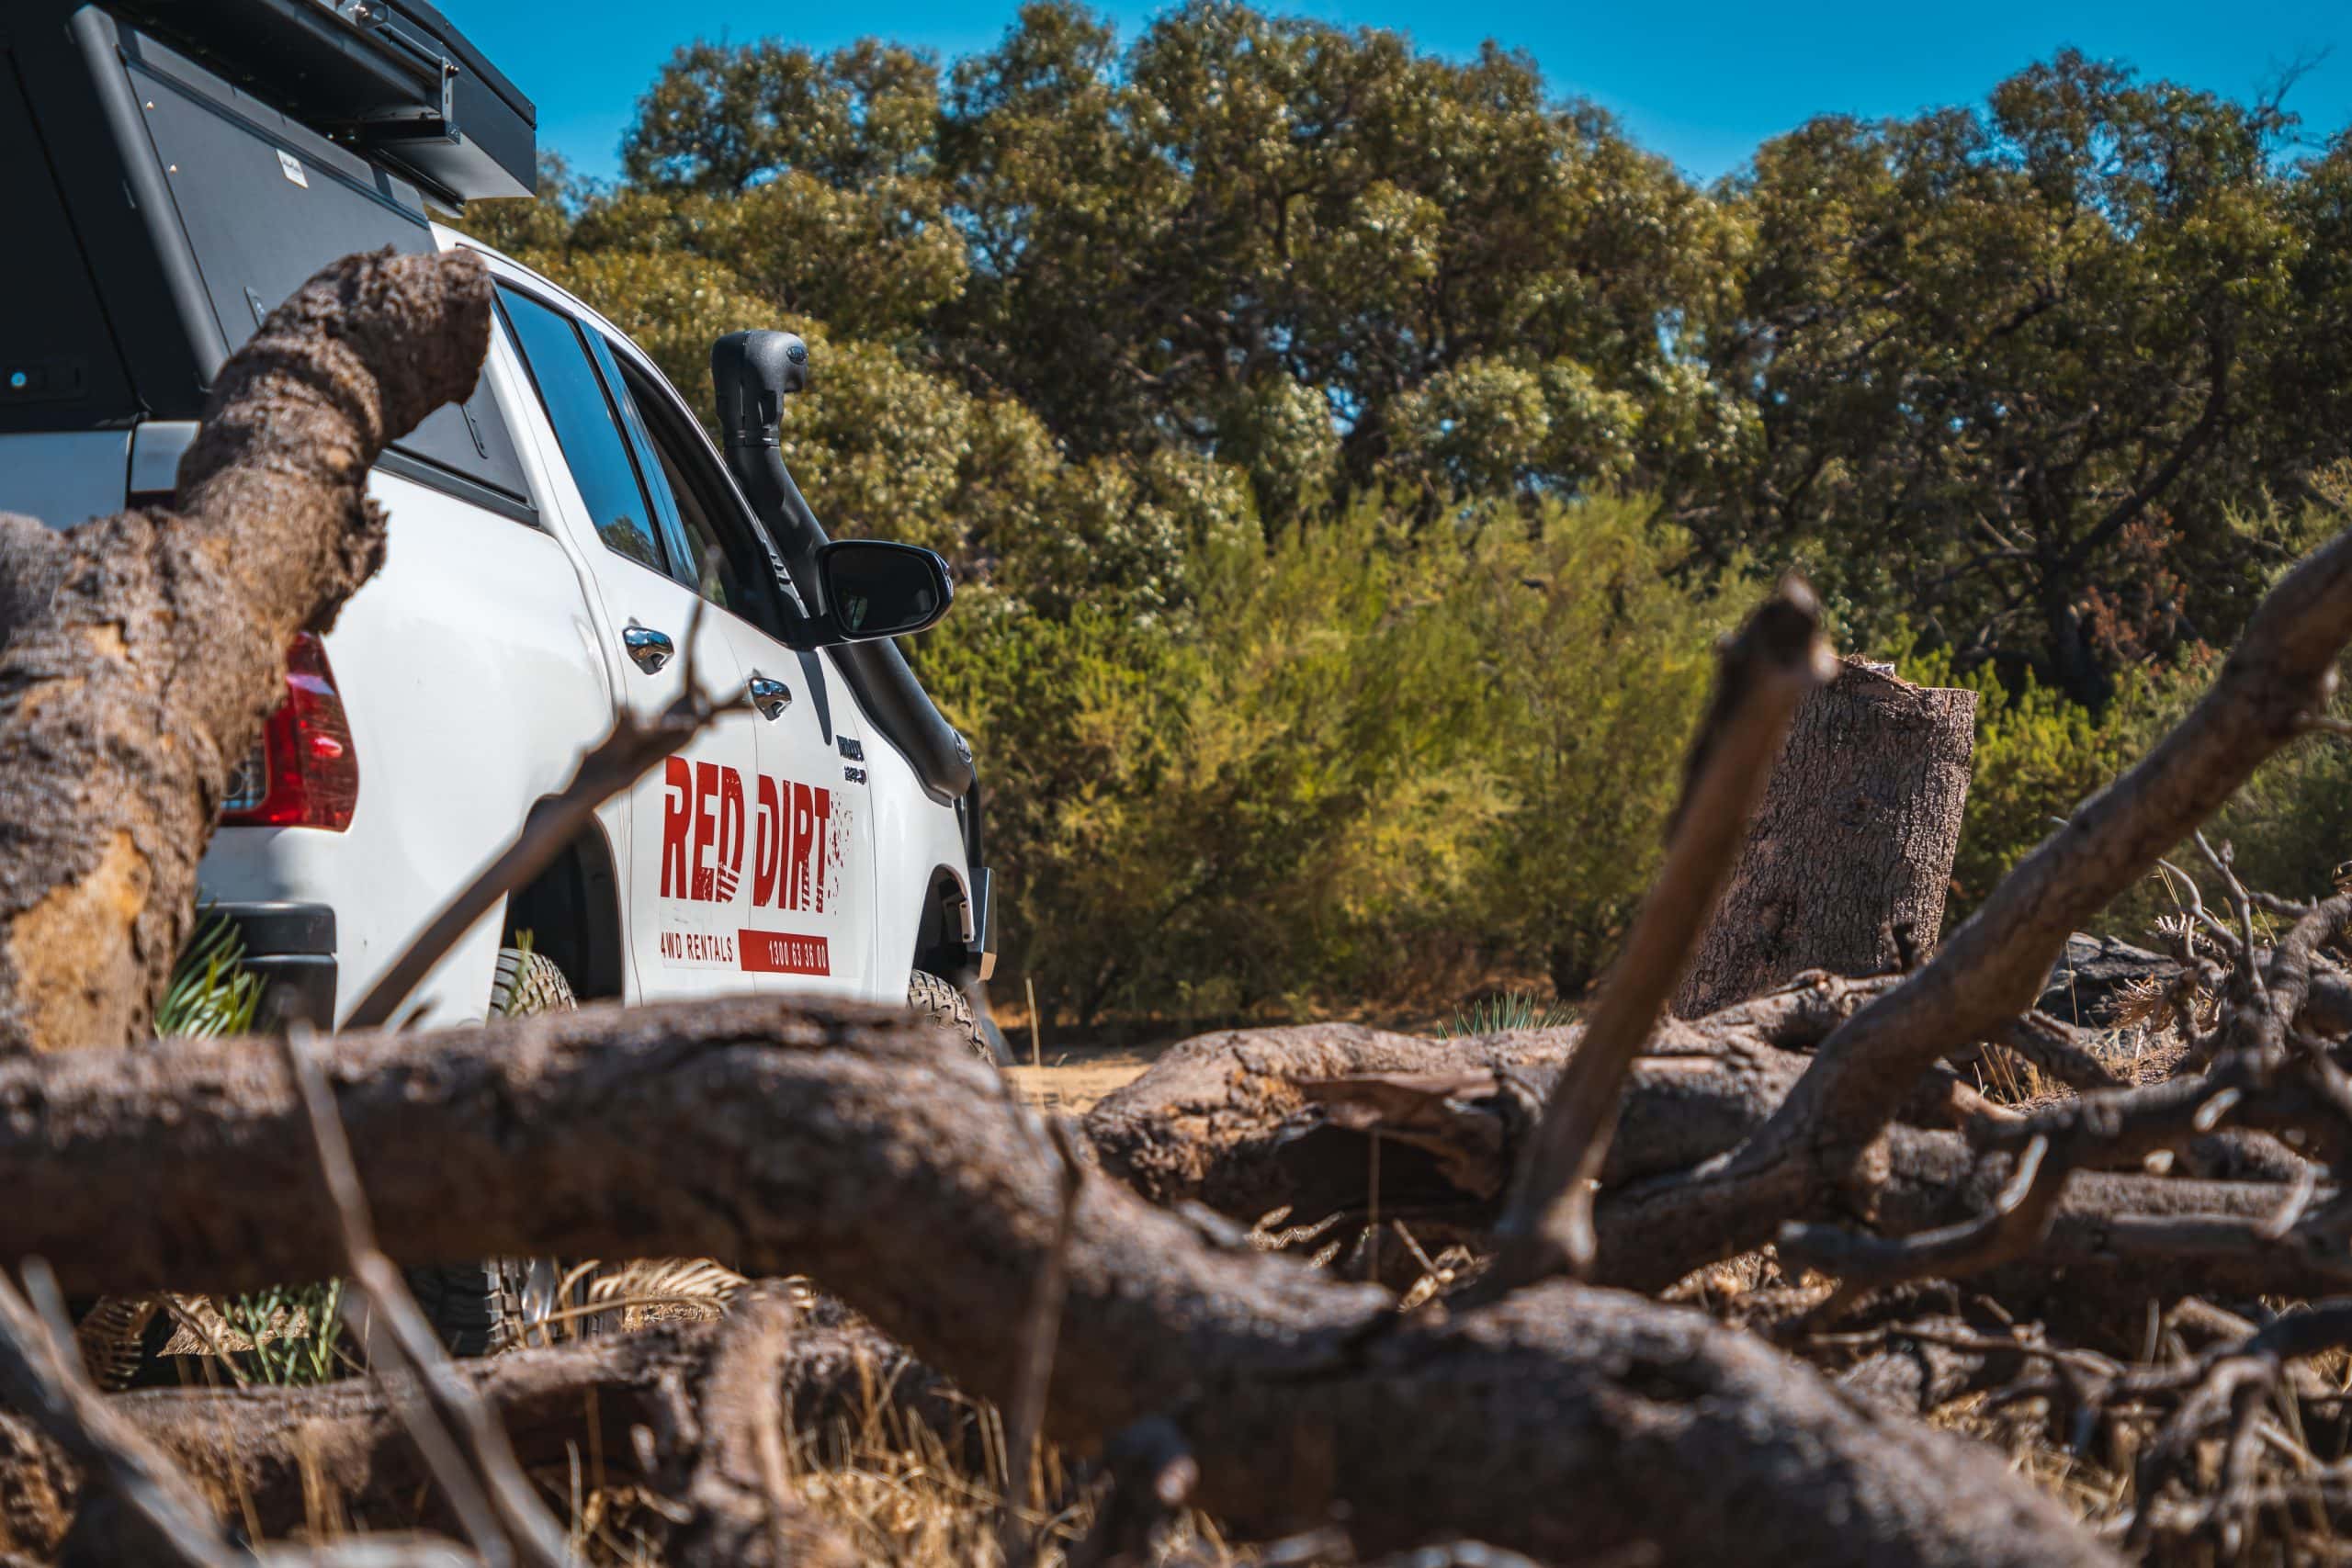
492, 283, 763, 1000
585, 332, 880, 1002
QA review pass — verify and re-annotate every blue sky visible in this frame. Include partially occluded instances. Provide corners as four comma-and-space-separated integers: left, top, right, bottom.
457, 0, 2350, 189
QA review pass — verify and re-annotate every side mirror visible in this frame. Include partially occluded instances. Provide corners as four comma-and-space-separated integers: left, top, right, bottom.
816, 539, 953, 642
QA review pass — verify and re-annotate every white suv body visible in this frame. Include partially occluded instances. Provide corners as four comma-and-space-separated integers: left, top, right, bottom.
0, 5, 990, 1030
199, 233, 979, 1026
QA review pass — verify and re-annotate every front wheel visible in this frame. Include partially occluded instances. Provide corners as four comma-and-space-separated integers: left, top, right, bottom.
408, 944, 577, 1355
910, 970, 1009, 1067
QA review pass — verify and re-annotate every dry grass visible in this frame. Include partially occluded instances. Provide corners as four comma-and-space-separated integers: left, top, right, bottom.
514, 1344, 1242, 1568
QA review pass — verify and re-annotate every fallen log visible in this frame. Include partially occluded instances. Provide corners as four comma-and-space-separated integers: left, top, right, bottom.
0, 247, 491, 1054
0, 1000, 2110, 1565
1588, 513, 2352, 1292
1082, 976, 1889, 1233
0, 1306, 965, 1556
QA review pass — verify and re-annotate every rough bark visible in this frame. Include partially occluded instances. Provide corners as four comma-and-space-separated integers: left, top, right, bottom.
650, 1286, 858, 1568
1673, 661, 1975, 1017
0, 1307, 950, 1556
1082, 976, 1892, 1233
0, 247, 491, 1055
0, 1001, 2110, 1566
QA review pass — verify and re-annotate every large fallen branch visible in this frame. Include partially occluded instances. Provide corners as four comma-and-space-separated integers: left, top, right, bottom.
0, 248, 491, 1054
1083, 976, 1893, 1232
0, 1002, 2110, 1565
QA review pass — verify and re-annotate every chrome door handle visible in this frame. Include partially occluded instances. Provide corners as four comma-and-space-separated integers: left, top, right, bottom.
748, 674, 793, 719
622, 625, 673, 673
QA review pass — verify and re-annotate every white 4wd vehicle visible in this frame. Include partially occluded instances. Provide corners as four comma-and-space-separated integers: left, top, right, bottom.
0, 2, 999, 1066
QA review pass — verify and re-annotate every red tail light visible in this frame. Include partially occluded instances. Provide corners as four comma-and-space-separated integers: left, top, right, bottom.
220, 633, 359, 831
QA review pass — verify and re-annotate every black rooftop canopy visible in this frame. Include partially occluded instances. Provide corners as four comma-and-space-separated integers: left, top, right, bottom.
99, 0, 535, 202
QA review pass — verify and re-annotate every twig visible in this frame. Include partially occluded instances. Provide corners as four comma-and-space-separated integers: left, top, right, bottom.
1481, 577, 1834, 1291
1000, 1117, 1087, 1568
281, 1024, 571, 1568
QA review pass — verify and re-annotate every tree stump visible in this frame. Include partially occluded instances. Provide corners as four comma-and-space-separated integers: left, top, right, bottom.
1671, 660, 1975, 1017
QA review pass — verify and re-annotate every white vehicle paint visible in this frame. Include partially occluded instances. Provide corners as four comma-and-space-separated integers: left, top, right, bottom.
0, 232, 984, 1030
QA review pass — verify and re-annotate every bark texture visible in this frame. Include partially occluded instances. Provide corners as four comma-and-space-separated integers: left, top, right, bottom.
0, 1307, 942, 1556
1588, 513, 2352, 1294
1082, 976, 1891, 1233
0, 248, 492, 1054
1673, 661, 1975, 1017
0, 1001, 2110, 1566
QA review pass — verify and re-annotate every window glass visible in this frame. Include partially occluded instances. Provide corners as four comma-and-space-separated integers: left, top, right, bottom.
496, 288, 668, 574
593, 339, 790, 640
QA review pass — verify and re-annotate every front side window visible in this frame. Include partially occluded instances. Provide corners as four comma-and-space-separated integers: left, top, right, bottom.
592, 337, 791, 641
496, 288, 668, 574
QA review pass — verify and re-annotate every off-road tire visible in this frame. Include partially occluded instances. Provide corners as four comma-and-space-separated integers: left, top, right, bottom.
490, 944, 575, 1015
910, 969, 1009, 1067
408, 945, 575, 1356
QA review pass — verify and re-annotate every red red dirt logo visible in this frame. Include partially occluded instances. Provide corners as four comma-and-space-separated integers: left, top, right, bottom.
659, 759, 842, 913
659, 760, 845, 976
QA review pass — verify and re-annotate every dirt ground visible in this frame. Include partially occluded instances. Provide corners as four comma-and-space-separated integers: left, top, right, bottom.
1005, 1044, 1155, 1113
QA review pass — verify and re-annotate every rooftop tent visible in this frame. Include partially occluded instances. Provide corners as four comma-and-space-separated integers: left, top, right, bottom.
100, 0, 536, 205
0, 1, 533, 515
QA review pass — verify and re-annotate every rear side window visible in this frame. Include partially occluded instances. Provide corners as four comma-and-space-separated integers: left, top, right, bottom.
497, 288, 670, 575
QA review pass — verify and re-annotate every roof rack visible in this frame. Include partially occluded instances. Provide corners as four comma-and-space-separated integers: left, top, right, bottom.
102, 0, 535, 203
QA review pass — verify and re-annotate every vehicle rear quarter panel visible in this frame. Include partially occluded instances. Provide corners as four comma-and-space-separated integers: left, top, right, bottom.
198, 459, 613, 1026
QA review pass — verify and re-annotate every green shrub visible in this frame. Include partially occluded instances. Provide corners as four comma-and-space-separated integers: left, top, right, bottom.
919, 491, 1736, 1024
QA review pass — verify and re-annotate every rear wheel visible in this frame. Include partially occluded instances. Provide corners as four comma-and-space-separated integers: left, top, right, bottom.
910, 969, 1009, 1067
407, 945, 575, 1356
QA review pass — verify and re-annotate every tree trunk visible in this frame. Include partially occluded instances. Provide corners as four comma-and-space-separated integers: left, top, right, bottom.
0, 248, 490, 1055
1673, 660, 1975, 1017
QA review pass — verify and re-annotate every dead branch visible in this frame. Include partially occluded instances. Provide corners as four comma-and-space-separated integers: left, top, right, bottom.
1483, 579, 1834, 1289
1084, 976, 1892, 1240
1589, 516, 2352, 1291
0, 248, 492, 1054
1001, 1118, 1086, 1567
0, 1000, 2113, 1565
280, 1024, 570, 1568
0, 1310, 961, 1555
655, 1285, 857, 1568
1781, 894, 2352, 1305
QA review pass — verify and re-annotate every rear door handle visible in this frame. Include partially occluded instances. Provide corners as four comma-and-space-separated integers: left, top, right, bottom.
748, 674, 793, 719
622, 625, 673, 673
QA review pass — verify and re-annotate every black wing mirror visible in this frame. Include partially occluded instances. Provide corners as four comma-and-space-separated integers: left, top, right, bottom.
816, 539, 953, 641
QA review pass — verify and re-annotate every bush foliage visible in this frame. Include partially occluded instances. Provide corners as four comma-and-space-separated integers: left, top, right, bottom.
461, 6, 2352, 1021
